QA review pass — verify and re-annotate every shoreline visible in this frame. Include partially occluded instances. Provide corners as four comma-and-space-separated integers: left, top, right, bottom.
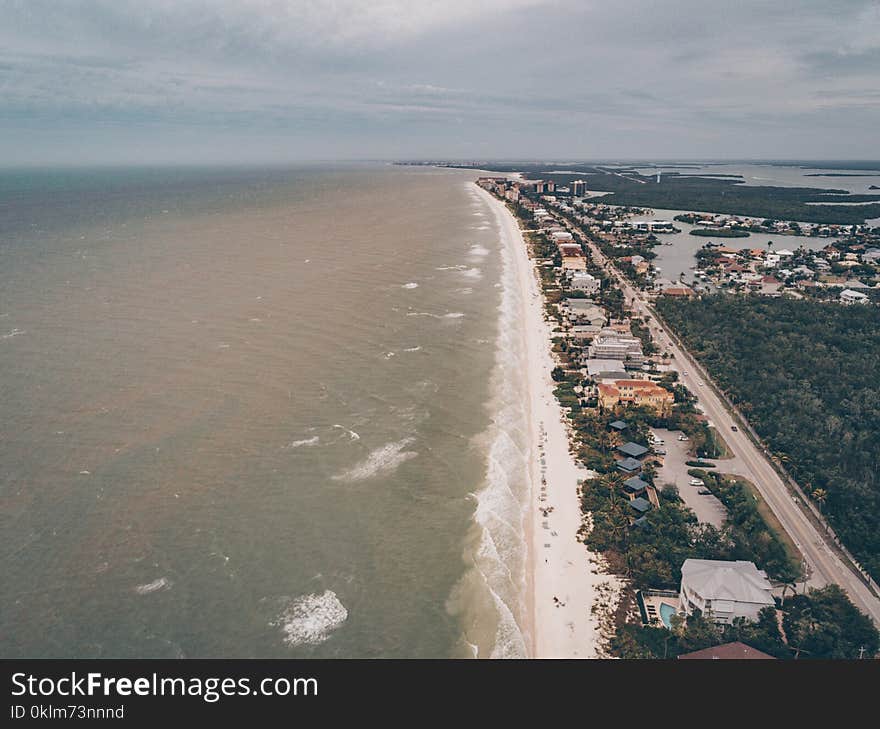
477, 185, 611, 658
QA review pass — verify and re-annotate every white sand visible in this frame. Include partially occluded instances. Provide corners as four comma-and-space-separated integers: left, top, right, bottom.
477, 186, 615, 658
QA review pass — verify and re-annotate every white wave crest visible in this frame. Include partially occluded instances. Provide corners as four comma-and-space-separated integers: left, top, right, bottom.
461, 267, 483, 280
406, 311, 464, 320
332, 425, 360, 441
284, 436, 320, 449
135, 577, 172, 595
332, 438, 417, 481
468, 244, 490, 257
272, 590, 348, 647
401, 282, 419, 289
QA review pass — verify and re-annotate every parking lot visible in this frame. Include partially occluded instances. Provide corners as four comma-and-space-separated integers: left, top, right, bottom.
651, 427, 727, 528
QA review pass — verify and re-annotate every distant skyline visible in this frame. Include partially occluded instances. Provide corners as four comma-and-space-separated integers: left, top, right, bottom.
1, 1, 879, 165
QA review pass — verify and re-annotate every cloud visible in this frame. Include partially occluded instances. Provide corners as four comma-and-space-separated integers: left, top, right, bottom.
0, 0, 877, 162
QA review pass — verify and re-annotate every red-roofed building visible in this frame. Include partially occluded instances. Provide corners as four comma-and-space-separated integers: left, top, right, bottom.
661, 287, 694, 298
597, 379, 674, 415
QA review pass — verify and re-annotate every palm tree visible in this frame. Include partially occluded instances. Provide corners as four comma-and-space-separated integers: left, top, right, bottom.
780, 580, 798, 607
812, 488, 828, 513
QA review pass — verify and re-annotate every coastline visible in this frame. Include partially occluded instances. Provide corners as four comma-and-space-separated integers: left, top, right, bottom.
476, 185, 614, 658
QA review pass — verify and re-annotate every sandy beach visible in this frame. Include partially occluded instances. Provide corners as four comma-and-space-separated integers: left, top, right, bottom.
477, 185, 614, 658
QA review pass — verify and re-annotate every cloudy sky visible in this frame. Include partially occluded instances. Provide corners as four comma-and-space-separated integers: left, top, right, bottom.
1, 0, 878, 164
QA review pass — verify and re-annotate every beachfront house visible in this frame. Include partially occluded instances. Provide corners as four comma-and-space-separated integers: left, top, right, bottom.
561, 299, 606, 327
616, 457, 643, 474
629, 497, 652, 514
622, 476, 649, 496
617, 442, 649, 459
679, 559, 775, 624
597, 379, 673, 415
570, 271, 601, 294
588, 334, 644, 367
569, 325, 603, 343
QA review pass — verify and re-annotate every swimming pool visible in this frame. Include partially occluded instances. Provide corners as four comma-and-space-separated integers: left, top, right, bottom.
659, 602, 678, 628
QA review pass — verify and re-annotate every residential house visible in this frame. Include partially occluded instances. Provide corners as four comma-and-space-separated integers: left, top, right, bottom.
615, 456, 643, 474
561, 299, 606, 327
840, 288, 869, 304
679, 559, 775, 624
617, 441, 649, 459
569, 271, 600, 294
760, 276, 782, 296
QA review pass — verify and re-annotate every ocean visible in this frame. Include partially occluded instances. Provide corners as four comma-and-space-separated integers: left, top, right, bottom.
0, 164, 532, 658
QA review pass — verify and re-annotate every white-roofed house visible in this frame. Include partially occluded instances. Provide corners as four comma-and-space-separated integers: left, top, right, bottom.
840, 288, 869, 304
679, 559, 775, 624
570, 271, 601, 295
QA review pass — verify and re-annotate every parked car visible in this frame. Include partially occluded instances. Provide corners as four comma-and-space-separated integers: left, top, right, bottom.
731, 425, 739, 432
689, 478, 704, 486
698, 489, 712, 495
677, 434, 688, 441
654, 448, 667, 456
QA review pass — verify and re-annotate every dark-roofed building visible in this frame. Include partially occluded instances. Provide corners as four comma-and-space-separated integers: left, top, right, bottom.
632, 516, 649, 529
618, 441, 649, 459
609, 420, 628, 431
677, 642, 775, 660
629, 497, 652, 513
623, 476, 649, 495
616, 457, 643, 473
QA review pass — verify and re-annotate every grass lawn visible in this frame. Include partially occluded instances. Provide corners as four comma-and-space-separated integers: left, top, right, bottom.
726, 474, 803, 572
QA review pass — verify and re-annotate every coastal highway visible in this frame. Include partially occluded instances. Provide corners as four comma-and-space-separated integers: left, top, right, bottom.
577, 231, 880, 627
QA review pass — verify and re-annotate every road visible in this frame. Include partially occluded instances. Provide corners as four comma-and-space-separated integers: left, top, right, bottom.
574, 228, 880, 627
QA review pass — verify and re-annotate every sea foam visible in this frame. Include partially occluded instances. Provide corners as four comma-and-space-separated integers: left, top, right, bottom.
332, 438, 417, 481
272, 590, 348, 647
452, 187, 531, 658
284, 436, 320, 449
135, 577, 172, 595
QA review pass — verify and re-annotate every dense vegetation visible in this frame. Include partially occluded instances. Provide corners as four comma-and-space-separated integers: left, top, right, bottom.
656, 295, 880, 578
577, 173, 880, 225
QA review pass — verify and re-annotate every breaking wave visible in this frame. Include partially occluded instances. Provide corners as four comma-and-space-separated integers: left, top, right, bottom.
272, 590, 348, 647
332, 438, 417, 481
135, 577, 172, 595
284, 436, 320, 449
450, 185, 532, 659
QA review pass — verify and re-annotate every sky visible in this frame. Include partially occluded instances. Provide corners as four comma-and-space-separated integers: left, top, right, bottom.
0, 0, 878, 165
